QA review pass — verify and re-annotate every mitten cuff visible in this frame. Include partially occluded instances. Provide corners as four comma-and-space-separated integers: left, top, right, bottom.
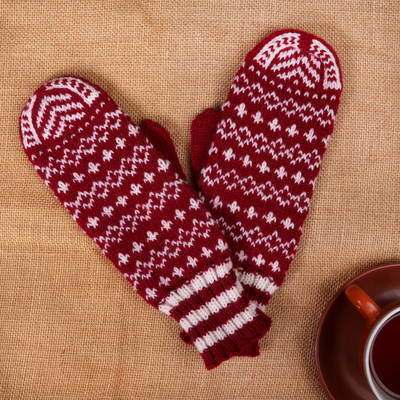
158, 260, 271, 370
237, 270, 280, 312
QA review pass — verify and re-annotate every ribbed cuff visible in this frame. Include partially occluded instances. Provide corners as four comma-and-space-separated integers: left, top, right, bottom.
179, 321, 261, 358
237, 270, 279, 312
158, 261, 271, 370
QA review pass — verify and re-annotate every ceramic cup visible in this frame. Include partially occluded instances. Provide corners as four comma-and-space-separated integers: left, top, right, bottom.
345, 284, 400, 400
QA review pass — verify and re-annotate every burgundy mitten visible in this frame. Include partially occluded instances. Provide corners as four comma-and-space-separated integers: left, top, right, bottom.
140, 119, 187, 181
190, 108, 220, 184
192, 29, 343, 311
20, 76, 272, 370
140, 119, 260, 357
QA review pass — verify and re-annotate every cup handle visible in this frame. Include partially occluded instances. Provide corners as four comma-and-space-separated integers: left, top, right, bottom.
345, 284, 381, 325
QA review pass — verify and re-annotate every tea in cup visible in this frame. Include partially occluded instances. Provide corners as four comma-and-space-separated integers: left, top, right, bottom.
345, 284, 400, 399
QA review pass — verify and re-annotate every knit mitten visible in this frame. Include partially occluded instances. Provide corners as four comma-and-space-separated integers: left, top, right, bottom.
19, 76, 272, 370
140, 119, 261, 357
191, 29, 343, 312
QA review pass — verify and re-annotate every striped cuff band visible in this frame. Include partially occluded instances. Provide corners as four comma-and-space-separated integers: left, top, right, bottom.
158, 260, 271, 369
237, 270, 279, 311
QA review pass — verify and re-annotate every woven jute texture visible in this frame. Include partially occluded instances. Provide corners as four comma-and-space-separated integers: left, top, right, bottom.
1, 1, 399, 398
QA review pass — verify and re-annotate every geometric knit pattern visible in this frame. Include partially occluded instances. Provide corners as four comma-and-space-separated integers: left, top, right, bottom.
19, 76, 271, 370
192, 29, 343, 313
140, 118, 261, 357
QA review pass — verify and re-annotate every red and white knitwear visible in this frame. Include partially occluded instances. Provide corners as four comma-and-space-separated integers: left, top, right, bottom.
19, 76, 271, 370
191, 29, 343, 312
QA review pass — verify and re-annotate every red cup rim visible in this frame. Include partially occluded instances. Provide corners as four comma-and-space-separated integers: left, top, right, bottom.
314, 263, 400, 400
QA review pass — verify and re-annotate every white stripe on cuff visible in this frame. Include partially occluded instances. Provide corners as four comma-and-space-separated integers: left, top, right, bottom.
158, 260, 233, 316
193, 302, 259, 354
236, 271, 278, 295
179, 283, 243, 332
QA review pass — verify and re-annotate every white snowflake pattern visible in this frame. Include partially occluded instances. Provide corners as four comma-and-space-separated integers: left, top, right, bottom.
252, 111, 264, 124
235, 103, 247, 117
275, 166, 287, 179
253, 254, 266, 267
268, 118, 281, 132
57, 181, 69, 193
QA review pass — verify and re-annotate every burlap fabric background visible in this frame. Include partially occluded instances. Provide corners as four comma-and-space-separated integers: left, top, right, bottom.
1, 1, 399, 398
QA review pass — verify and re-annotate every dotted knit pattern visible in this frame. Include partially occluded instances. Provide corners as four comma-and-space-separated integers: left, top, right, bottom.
192, 29, 343, 311
19, 77, 272, 370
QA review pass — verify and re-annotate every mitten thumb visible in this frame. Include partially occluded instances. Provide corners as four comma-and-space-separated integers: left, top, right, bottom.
140, 119, 186, 181
190, 108, 220, 183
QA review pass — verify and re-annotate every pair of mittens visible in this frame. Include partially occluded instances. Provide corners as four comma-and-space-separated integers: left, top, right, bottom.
20, 29, 342, 367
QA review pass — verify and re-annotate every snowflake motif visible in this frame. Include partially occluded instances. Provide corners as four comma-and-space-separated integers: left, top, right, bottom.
102, 206, 113, 217
175, 210, 186, 221
132, 242, 144, 253
159, 277, 171, 287
201, 247, 212, 258
118, 253, 129, 266
88, 162, 100, 173
146, 288, 157, 300
223, 148, 235, 161
253, 254, 266, 267
252, 111, 264, 124
258, 161, 270, 173
212, 196, 223, 209
292, 171, 305, 184
270, 261, 280, 272
237, 251, 248, 262
281, 217, 295, 229
263, 212, 276, 223
144, 172, 155, 183
57, 181, 69, 193
130, 184, 142, 195
147, 231, 158, 242
246, 207, 258, 219
187, 256, 198, 268
189, 198, 201, 210
216, 239, 228, 252
128, 124, 140, 136
235, 103, 247, 117
158, 158, 170, 172
228, 201, 240, 214
116, 138, 126, 149
87, 217, 99, 228
242, 155, 252, 167
116, 196, 128, 206
275, 166, 287, 179
172, 267, 184, 277
102, 149, 113, 161
304, 128, 317, 142
286, 124, 299, 137
73, 173, 85, 183
161, 220, 172, 231
268, 118, 281, 132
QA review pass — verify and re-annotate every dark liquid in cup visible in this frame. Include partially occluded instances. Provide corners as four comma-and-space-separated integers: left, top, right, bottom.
371, 314, 400, 397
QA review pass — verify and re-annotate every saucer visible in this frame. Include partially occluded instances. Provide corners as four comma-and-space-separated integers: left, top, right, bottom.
315, 263, 400, 400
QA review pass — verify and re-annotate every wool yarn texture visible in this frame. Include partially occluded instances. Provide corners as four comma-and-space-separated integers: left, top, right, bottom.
191, 29, 343, 317
139, 118, 259, 356
19, 76, 272, 370
139, 29, 343, 356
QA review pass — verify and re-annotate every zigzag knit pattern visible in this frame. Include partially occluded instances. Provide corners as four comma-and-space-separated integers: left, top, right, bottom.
19, 76, 271, 370
192, 29, 343, 312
